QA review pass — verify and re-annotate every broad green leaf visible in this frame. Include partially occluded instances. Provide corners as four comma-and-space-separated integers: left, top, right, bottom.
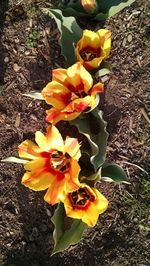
95, 0, 136, 19
1, 157, 29, 164
71, 108, 108, 171
57, 0, 135, 20
58, 1, 98, 17
51, 203, 87, 255
42, 8, 82, 65
101, 163, 130, 184
60, 7, 89, 18
23, 91, 44, 100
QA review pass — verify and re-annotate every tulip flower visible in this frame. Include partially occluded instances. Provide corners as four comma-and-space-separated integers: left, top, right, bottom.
81, 0, 97, 13
62, 183, 108, 227
18, 125, 81, 205
75, 29, 111, 70
42, 62, 104, 124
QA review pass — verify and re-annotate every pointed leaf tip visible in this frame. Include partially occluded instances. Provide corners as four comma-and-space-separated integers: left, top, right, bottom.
1, 157, 29, 164
51, 203, 87, 254
23, 91, 44, 100
101, 163, 128, 183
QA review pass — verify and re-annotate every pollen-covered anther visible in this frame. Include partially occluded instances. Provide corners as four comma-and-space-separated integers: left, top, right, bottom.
50, 151, 71, 172
70, 187, 92, 207
80, 50, 98, 61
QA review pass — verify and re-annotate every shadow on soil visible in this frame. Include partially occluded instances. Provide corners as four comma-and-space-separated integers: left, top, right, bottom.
100, 94, 122, 136
0, 0, 9, 89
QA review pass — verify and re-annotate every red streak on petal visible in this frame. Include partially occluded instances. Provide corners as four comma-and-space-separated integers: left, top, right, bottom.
74, 101, 89, 112
18, 146, 39, 157
104, 31, 111, 41
91, 84, 104, 96
76, 82, 85, 92
23, 157, 65, 185
60, 92, 72, 106
46, 109, 61, 123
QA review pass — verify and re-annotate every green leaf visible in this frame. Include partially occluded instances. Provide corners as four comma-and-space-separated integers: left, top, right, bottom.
23, 91, 44, 100
71, 108, 108, 171
80, 167, 101, 186
58, 2, 89, 18
56, 0, 135, 20
51, 203, 87, 255
42, 8, 82, 65
93, 62, 111, 77
101, 163, 130, 184
95, 0, 136, 20
1, 157, 29, 164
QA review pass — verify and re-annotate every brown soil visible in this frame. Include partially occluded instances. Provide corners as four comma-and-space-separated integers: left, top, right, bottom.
0, 0, 150, 265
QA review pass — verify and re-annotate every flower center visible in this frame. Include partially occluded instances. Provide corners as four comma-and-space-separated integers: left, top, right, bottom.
50, 151, 70, 172
70, 187, 93, 207
80, 47, 101, 62
80, 50, 97, 61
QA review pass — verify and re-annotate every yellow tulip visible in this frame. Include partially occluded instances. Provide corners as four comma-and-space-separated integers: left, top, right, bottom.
75, 29, 111, 70
62, 183, 108, 227
42, 62, 104, 124
18, 125, 81, 205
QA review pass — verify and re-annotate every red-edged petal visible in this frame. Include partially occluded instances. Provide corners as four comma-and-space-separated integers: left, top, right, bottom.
46, 108, 80, 124
42, 81, 71, 110
64, 137, 81, 160
18, 140, 42, 160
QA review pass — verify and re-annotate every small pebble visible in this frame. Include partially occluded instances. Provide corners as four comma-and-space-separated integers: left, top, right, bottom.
46, 208, 52, 217
122, 37, 127, 47
25, 50, 30, 56
127, 34, 132, 42
13, 63, 21, 72
133, 217, 138, 223
14, 38, 20, 43
4, 57, 9, 63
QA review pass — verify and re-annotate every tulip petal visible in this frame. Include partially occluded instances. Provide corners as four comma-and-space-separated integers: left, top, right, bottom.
18, 140, 42, 160
97, 29, 111, 58
64, 96, 92, 113
46, 108, 80, 125
52, 68, 68, 84
82, 203, 99, 227
78, 30, 101, 50
22, 171, 53, 191
94, 189, 109, 214
35, 126, 64, 151
42, 81, 71, 110
22, 158, 54, 191
24, 157, 46, 171
46, 125, 64, 151
64, 137, 81, 160
35, 125, 64, 152
91, 82, 104, 95
44, 178, 66, 205
66, 159, 81, 191
67, 63, 93, 93
90, 82, 104, 107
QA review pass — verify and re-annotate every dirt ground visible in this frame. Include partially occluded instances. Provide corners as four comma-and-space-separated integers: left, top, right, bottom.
0, 0, 150, 265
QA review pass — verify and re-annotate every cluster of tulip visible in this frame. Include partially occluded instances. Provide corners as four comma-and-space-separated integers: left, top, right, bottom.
18, 29, 111, 227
